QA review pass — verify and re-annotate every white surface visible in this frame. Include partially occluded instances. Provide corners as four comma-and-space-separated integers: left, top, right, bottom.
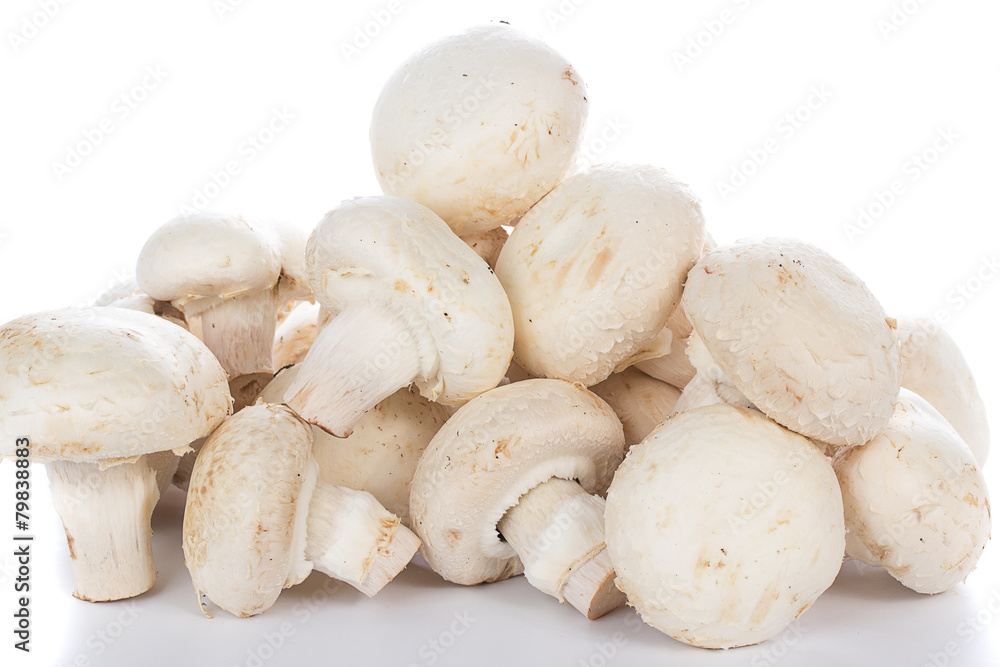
1, 0, 998, 665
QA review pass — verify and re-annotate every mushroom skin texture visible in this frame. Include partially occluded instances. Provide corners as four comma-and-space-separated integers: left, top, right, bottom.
833, 389, 990, 594
634, 300, 697, 390
495, 163, 706, 387
370, 24, 588, 236
272, 301, 321, 370
410, 378, 627, 619
461, 226, 509, 270
183, 403, 421, 618
679, 238, 901, 447
286, 196, 513, 437
0, 307, 231, 601
590, 367, 681, 447
136, 213, 309, 410
605, 405, 845, 649
259, 365, 450, 526
896, 318, 990, 466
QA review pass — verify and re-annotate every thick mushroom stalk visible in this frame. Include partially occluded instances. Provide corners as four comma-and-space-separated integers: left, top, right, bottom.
189, 289, 279, 390
48, 459, 159, 602
286, 196, 513, 437
306, 483, 421, 597
497, 478, 624, 619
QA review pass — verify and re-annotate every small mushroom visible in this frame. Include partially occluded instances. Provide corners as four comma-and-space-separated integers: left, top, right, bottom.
590, 367, 681, 447
370, 24, 588, 236
409, 379, 627, 619
896, 317, 990, 466
183, 403, 420, 617
0, 307, 231, 601
833, 389, 990, 594
285, 196, 513, 436
258, 364, 450, 526
272, 301, 321, 370
495, 163, 706, 386
605, 405, 845, 649
676, 238, 901, 447
136, 213, 309, 408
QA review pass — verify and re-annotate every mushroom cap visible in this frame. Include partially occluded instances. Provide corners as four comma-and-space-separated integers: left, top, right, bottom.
590, 367, 681, 447
409, 378, 625, 585
896, 318, 990, 465
306, 195, 513, 405
605, 405, 844, 649
0, 307, 231, 462
259, 365, 450, 526
136, 213, 282, 302
682, 238, 901, 446
183, 403, 317, 617
370, 24, 588, 236
272, 301, 320, 369
461, 226, 509, 271
834, 389, 991, 594
495, 163, 706, 386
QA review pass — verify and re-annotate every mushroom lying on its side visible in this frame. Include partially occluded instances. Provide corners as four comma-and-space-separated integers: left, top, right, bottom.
834, 389, 990, 594
605, 405, 845, 649
183, 403, 420, 617
896, 318, 990, 466
410, 379, 627, 619
0, 308, 231, 601
258, 364, 450, 526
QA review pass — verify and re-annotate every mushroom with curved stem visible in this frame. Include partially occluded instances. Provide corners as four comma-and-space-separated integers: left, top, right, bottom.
136, 213, 310, 410
285, 196, 513, 437
409, 379, 627, 619
605, 404, 845, 649
590, 367, 681, 447
834, 389, 991, 594
0, 307, 231, 601
272, 301, 321, 370
371, 23, 589, 236
675, 238, 902, 447
183, 403, 420, 617
258, 364, 450, 526
895, 317, 990, 466
495, 163, 706, 387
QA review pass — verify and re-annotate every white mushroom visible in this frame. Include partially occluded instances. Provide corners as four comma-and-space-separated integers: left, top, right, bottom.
409, 379, 627, 619
590, 367, 681, 447
0, 307, 231, 601
605, 405, 845, 649
833, 389, 991, 594
370, 23, 589, 236
633, 303, 697, 390
285, 196, 513, 436
183, 403, 420, 617
896, 317, 990, 466
136, 213, 309, 408
259, 364, 450, 526
495, 163, 706, 386
272, 301, 321, 370
461, 226, 509, 270
676, 238, 901, 447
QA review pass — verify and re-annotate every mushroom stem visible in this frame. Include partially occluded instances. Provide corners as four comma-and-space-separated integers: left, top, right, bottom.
305, 482, 421, 597
497, 477, 625, 619
193, 288, 279, 380
47, 459, 160, 602
286, 302, 423, 437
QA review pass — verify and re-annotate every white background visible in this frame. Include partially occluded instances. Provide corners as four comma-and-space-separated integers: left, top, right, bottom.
1, 0, 998, 665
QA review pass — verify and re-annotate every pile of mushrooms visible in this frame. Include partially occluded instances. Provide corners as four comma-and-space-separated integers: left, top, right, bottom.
0, 21, 991, 653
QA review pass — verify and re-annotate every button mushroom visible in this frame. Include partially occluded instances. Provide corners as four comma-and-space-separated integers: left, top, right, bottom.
590, 367, 681, 447
258, 364, 450, 526
605, 404, 845, 649
285, 196, 513, 436
676, 238, 901, 447
136, 213, 309, 409
896, 317, 990, 466
183, 403, 420, 617
272, 301, 321, 370
0, 307, 231, 601
833, 388, 991, 594
370, 23, 588, 236
409, 378, 627, 619
495, 163, 706, 386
